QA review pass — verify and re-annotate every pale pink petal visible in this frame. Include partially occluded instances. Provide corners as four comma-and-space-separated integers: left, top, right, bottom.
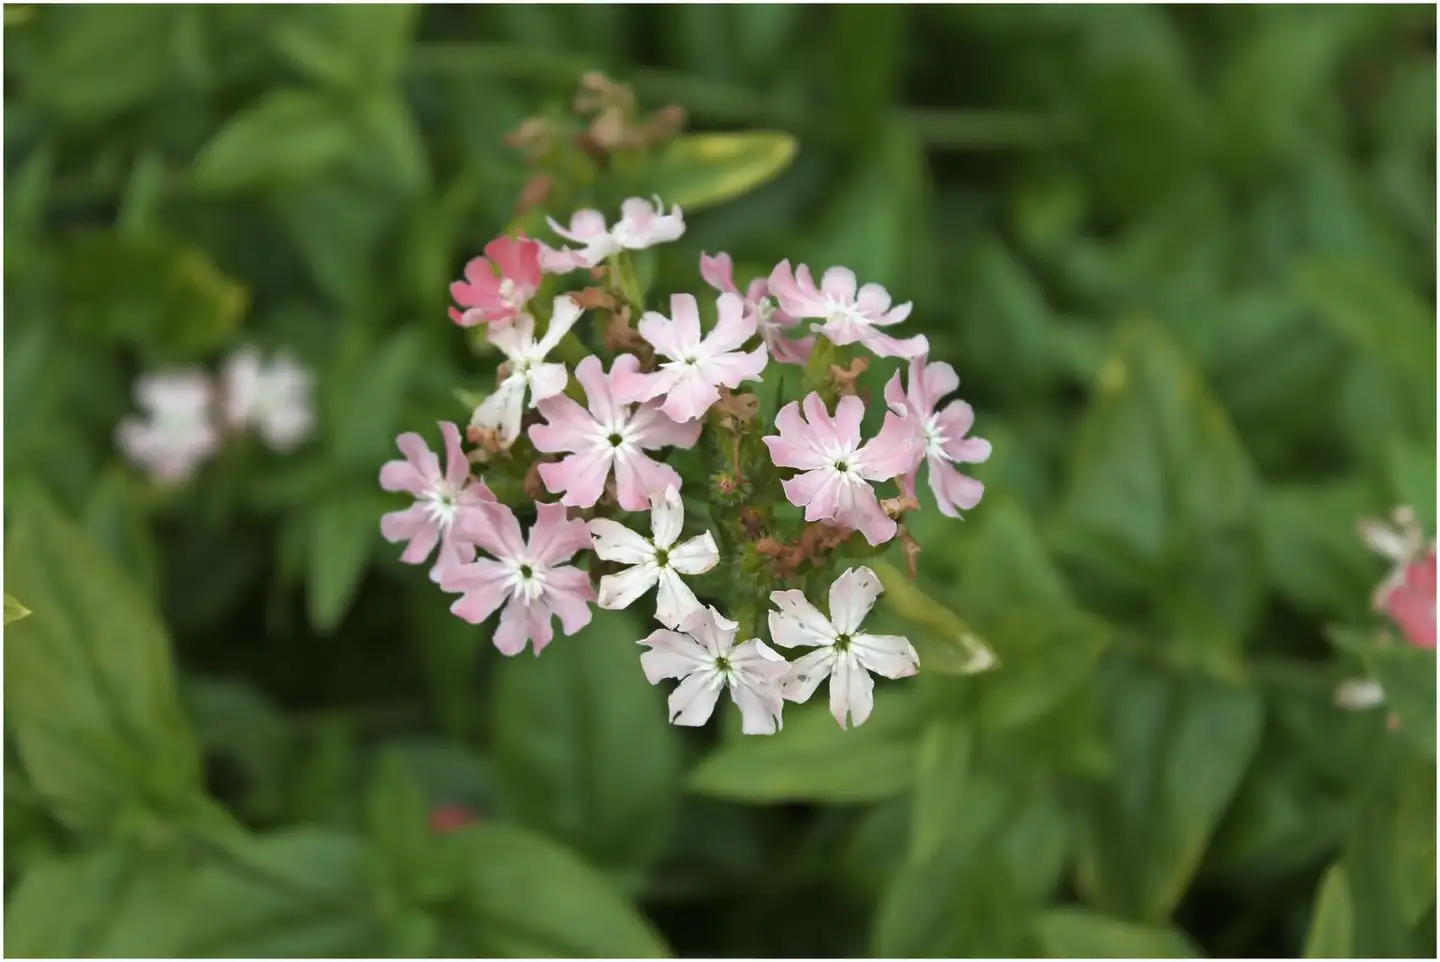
768, 590, 836, 649
454, 500, 526, 561
854, 411, 919, 482
834, 480, 898, 545
854, 282, 893, 318
768, 260, 829, 318
613, 450, 683, 512
913, 359, 959, 415
829, 656, 875, 728
598, 564, 660, 612
440, 421, 471, 492
588, 519, 652, 564
379, 459, 430, 496
528, 502, 590, 566
658, 370, 719, 424
944, 436, 992, 465
444, 559, 512, 625
548, 209, 609, 244
820, 266, 858, 304
651, 486, 685, 549
638, 311, 688, 362
382, 432, 441, 492
763, 401, 827, 470
574, 355, 622, 424
699, 252, 738, 294
667, 670, 724, 726
530, 394, 597, 453
538, 449, 613, 509
801, 393, 847, 453
705, 292, 756, 354
852, 632, 919, 679
682, 606, 737, 655
704, 344, 768, 389
782, 469, 844, 523
542, 566, 595, 636
933, 398, 975, 440
779, 648, 834, 702
527, 363, 568, 404
668, 532, 718, 576
381, 504, 439, 564
828, 566, 884, 635
859, 329, 930, 359
927, 456, 985, 518
492, 598, 535, 655
638, 628, 711, 682
832, 395, 865, 450
629, 401, 704, 449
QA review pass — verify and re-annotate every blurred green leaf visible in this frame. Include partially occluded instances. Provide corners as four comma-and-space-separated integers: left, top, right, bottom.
193, 89, 355, 192
1035, 909, 1201, 958
1304, 864, 1355, 958
1363, 646, 1436, 758
305, 490, 388, 635
1055, 321, 1263, 654
1074, 658, 1263, 922
272, 5, 416, 90
5, 846, 195, 956
955, 236, 1058, 396
491, 609, 680, 880
5, 593, 32, 625
689, 690, 924, 804
909, 715, 973, 863
445, 823, 669, 957
4, 487, 203, 833
648, 132, 797, 212
330, 329, 426, 470
1386, 440, 1437, 533
873, 561, 997, 676
1295, 256, 1436, 391
58, 231, 247, 361
1260, 481, 1380, 622
183, 829, 380, 956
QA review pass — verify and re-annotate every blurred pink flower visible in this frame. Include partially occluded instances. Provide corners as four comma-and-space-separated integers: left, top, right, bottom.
380, 422, 496, 583
471, 296, 583, 445
588, 485, 720, 628
700, 252, 813, 365
639, 605, 788, 734
530, 355, 702, 511
884, 356, 991, 518
1380, 547, 1436, 650
440, 501, 595, 655
762, 393, 917, 545
428, 803, 477, 834
632, 292, 768, 423
116, 369, 220, 484
768, 260, 928, 359
768, 566, 918, 729
546, 196, 685, 269
220, 346, 315, 453
448, 235, 543, 327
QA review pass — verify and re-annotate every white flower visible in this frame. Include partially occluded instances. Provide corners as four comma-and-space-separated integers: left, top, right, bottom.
116, 369, 221, 484
546, 196, 686, 269
471, 296, 583, 445
768, 565, 919, 729
587, 485, 719, 628
1358, 505, 1428, 608
639, 605, 788, 734
1335, 677, 1386, 712
221, 346, 315, 452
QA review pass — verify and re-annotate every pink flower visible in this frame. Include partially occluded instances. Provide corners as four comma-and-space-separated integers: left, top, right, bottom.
440, 501, 595, 656
768, 566, 919, 729
428, 803, 478, 834
632, 292, 768, 423
220, 346, 315, 452
884, 356, 991, 518
471, 296, 582, 445
530, 355, 702, 511
448, 235, 543, 327
1380, 547, 1436, 650
546, 197, 685, 269
700, 252, 813, 365
762, 393, 918, 546
588, 486, 720, 629
380, 422, 496, 582
116, 369, 220, 484
768, 260, 928, 359
639, 606, 788, 734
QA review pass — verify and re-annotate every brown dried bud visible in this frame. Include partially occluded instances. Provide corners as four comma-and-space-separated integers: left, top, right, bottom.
504, 117, 558, 161
715, 388, 760, 428
467, 423, 510, 463
898, 525, 923, 579
881, 494, 921, 520
523, 461, 547, 501
641, 104, 687, 145
589, 107, 629, 152
829, 357, 869, 397
572, 287, 617, 312
515, 174, 553, 216
740, 507, 767, 541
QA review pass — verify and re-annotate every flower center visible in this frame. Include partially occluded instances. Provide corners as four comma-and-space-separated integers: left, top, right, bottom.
498, 277, 521, 308
923, 415, 947, 457
608, 432, 624, 447
834, 633, 852, 652
423, 487, 459, 527
519, 563, 533, 578
713, 654, 732, 673
653, 546, 670, 568
834, 460, 849, 473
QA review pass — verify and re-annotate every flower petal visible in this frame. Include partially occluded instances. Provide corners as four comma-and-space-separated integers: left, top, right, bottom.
655, 567, 703, 630
768, 589, 836, 648
852, 632, 919, 679
527, 362, 569, 404
669, 532, 719, 576
542, 565, 596, 636
613, 449, 682, 513
528, 502, 591, 566
530, 394, 598, 452
588, 519, 653, 564
705, 292, 756, 354
828, 566, 884, 635
855, 411, 919, 482
650, 485, 685, 548
779, 647, 834, 703
638, 627, 711, 683
628, 400, 704, 449
444, 559, 512, 625
667, 670, 723, 726
829, 655, 875, 728
537, 449, 613, 509
598, 563, 660, 612
927, 456, 985, 518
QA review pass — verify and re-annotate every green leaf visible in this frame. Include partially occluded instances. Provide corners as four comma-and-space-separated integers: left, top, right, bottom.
5, 593, 32, 625
1295, 256, 1436, 391
491, 609, 680, 878
444, 823, 669, 957
1387, 439, 1437, 534
5, 847, 195, 956
872, 561, 997, 675
689, 689, 924, 804
4, 487, 203, 833
193, 89, 354, 192
306, 489, 388, 634
58, 231, 247, 361
272, 5, 417, 90
961, 609, 1115, 732
182, 829, 381, 956
1304, 864, 1355, 958
648, 131, 797, 212
1261, 481, 1381, 622
330, 329, 426, 470
1035, 909, 1201, 959
909, 715, 973, 863
1363, 646, 1436, 758
1073, 658, 1264, 922
1055, 321, 1263, 654
955, 236, 1058, 396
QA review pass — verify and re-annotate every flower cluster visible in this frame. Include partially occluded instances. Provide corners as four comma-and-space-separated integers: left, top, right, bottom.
380, 196, 990, 733
117, 346, 315, 484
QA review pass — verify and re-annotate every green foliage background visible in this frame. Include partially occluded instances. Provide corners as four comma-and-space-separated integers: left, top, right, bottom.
4, 4, 1436, 958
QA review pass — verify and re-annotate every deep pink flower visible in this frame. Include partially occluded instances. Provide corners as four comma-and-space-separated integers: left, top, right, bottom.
768, 260, 928, 359
448, 235, 543, 327
440, 501, 595, 655
380, 422, 496, 582
546, 197, 685, 269
762, 393, 918, 546
700, 252, 813, 365
632, 292, 768, 423
1380, 547, 1436, 650
884, 356, 991, 518
530, 355, 702, 511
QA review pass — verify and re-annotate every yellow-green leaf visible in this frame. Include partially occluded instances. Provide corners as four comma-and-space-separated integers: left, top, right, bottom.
648, 131, 796, 212
872, 560, 997, 675
1304, 864, 1354, 958
5, 593, 31, 625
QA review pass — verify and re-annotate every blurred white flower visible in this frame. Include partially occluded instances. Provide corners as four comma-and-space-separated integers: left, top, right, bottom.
115, 369, 220, 485
221, 346, 315, 452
